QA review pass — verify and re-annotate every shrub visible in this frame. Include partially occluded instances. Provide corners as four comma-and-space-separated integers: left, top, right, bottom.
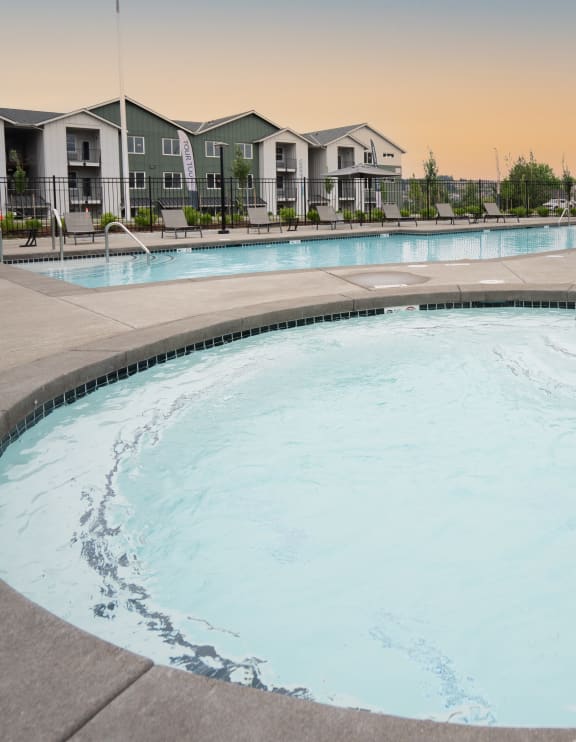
133, 207, 158, 228
279, 207, 296, 222
99, 212, 119, 229
183, 206, 199, 225
199, 212, 213, 226
354, 210, 366, 223
535, 206, 549, 217
419, 207, 437, 219
453, 207, 467, 216
307, 208, 319, 223
25, 218, 42, 231
400, 208, 412, 217
467, 206, 482, 218
0, 213, 15, 234
371, 208, 383, 221
512, 206, 527, 218
342, 209, 354, 222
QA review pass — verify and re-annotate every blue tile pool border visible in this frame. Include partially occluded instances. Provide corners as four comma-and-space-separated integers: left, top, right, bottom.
1, 300, 575, 459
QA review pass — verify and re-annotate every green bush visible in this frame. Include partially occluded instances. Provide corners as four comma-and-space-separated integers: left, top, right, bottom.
1, 213, 15, 234
453, 207, 467, 216
342, 209, 354, 222
512, 206, 527, 218
279, 207, 296, 222
535, 206, 549, 217
25, 218, 42, 231
183, 206, 199, 225
420, 207, 437, 219
134, 207, 158, 228
199, 212, 213, 226
99, 212, 119, 229
371, 208, 383, 221
467, 206, 482, 218
354, 210, 366, 223
307, 208, 319, 223
400, 208, 412, 217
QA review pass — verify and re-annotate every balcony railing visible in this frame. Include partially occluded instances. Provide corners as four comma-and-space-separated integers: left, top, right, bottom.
67, 148, 101, 164
69, 185, 102, 202
276, 157, 297, 171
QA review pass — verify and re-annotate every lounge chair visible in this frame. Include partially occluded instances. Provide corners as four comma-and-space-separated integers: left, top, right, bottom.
435, 203, 472, 225
64, 211, 98, 244
315, 205, 352, 230
247, 207, 282, 233
483, 202, 519, 223
382, 204, 418, 227
161, 209, 203, 238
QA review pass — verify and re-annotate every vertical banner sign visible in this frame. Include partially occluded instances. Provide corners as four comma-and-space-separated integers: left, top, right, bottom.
178, 130, 198, 206
370, 139, 382, 208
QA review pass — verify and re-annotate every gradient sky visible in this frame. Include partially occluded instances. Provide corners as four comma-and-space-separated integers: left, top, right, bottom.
4, 0, 576, 179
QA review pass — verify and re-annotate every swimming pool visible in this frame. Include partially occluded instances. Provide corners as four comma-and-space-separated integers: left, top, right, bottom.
1, 307, 576, 727
22, 226, 576, 288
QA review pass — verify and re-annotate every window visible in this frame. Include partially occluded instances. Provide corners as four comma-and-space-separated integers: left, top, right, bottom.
162, 138, 181, 156
127, 136, 145, 154
66, 133, 76, 153
364, 151, 373, 164
163, 172, 182, 190
205, 141, 221, 157
236, 143, 253, 159
68, 172, 78, 188
129, 171, 146, 189
276, 145, 284, 161
245, 173, 253, 189
207, 173, 221, 189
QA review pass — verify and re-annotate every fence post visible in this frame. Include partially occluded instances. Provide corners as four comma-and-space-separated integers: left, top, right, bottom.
148, 176, 153, 231
478, 179, 482, 217
425, 179, 430, 219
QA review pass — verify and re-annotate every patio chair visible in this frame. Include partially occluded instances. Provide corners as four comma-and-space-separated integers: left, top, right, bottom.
247, 207, 282, 233
315, 205, 352, 230
483, 202, 519, 223
435, 203, 472, 225
382, 204, 418, 227
64, 211, 98, 244
161, 209, 203, 238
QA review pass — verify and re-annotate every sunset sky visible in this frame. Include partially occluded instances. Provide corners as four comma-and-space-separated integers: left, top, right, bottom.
4, 0, 575, 179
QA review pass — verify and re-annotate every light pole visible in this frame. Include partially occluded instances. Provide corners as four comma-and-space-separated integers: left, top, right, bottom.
217, 142, 229, 234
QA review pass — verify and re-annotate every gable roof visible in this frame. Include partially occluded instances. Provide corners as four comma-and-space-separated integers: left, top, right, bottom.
86, 96, 197, 135
177, 109, 282, 135
0, 107, 63, 126
254, 128, 312, 145
303, 123, 405, 153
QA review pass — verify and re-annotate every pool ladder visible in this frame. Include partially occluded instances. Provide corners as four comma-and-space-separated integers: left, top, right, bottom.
104, 222, 151, 264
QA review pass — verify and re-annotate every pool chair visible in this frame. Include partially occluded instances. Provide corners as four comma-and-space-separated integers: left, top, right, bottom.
435, 203, 472, 225
381, 204, 418, 227
483, 202, 519, 223
161, 209, 203, 238
314, 204, 352, 230
63, 211, 98, 244
247, 207, 282, 233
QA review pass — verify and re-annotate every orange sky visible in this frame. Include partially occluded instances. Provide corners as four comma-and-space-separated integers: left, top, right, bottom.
4, 0, 576, 180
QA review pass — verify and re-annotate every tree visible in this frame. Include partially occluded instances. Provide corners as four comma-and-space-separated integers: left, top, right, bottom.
502, 152, 559, 209
231, 146, 252, 213
9, 150, 27, 194
422, 150, 440, 215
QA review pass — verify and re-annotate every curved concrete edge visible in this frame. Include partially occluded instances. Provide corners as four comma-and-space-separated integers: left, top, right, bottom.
2, 285, 576, 740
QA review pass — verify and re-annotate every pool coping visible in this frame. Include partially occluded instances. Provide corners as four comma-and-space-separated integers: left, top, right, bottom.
2, 246, 576, 740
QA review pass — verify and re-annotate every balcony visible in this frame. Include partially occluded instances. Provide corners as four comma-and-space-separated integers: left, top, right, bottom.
277, 184, 297, 201
276, 157, 297, 172
67, 148, 101, 167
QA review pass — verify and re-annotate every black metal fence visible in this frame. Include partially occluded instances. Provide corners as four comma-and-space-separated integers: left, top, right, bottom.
0, 176, 572, 236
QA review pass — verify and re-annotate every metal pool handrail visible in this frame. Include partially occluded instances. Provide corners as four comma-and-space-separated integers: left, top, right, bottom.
104, 222, 151, 264
51, 208, 65, 260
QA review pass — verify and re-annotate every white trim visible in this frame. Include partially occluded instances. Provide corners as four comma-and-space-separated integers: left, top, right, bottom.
129, 171, 146, 189
206, 173, 221, 189
205, 141, 220, 158
236, 142, 253, 159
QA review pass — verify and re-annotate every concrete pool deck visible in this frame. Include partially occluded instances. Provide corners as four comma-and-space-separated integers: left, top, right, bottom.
1, 220, 576, 741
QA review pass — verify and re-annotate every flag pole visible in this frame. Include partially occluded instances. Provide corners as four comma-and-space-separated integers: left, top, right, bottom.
116, 0, 131, 220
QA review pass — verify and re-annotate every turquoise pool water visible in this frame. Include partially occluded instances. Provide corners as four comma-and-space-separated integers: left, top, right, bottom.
1, 308, 576, 727
22, 225, 576, 287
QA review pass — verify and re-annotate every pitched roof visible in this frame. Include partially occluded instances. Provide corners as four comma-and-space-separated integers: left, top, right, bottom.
0, 107, 63, 126
177, 110, 282, 135
302, 124, 365, 146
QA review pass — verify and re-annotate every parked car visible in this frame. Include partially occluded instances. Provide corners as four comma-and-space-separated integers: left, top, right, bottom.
543, 199, 576, 211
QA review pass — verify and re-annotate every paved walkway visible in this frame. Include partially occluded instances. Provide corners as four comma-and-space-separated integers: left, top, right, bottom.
1, 220, 576, 741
